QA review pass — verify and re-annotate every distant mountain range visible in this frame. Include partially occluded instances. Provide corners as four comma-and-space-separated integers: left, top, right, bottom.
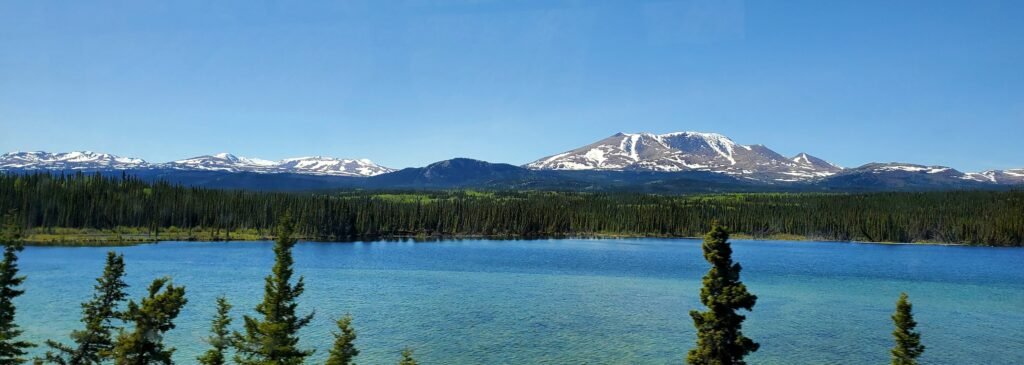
0, 151, 393, 177
2, 131, 1021, 192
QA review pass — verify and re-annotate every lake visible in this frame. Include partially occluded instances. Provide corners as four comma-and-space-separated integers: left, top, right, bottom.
16, 239, 1024, 364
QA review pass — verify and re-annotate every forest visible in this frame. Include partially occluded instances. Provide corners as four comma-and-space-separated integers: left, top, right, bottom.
1, 172, 1022, 246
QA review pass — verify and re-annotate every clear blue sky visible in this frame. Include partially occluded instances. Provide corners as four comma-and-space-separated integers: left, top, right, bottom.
1, 0, 1022, 171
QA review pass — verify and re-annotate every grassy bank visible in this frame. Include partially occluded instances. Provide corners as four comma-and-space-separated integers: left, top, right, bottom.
24, 227, 271, 246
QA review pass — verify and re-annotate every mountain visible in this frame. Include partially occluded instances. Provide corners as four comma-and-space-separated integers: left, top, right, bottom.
0, 151, 393, 177
366, 158, 771, 192
791, 153, 843, 175
367, 158, 549, 188
279, 156, 394, 177
0, 151, 148, 170
164, 153, 393, 177
526, 132, 843, 182
164, 153, 280, 173
964, 168, 1024, 185
816, 162, 992, 191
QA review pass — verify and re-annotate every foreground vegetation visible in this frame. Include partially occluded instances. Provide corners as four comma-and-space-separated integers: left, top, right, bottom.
0, 214, 417, 365
2, 172, 1022, 246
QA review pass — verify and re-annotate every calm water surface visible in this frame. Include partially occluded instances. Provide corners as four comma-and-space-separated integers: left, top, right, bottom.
17, 239, 1024, 364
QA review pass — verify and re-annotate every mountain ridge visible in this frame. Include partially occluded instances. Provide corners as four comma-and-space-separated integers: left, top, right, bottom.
524, 131, 845, 182
0, 151, 393, 177
3, 130, 1021, 191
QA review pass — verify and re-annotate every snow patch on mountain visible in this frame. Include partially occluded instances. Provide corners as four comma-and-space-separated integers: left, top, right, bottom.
867, 164, 952, 174
963, 168, 1024, 184
793, 154, 811, 165
660, 132, 738, 164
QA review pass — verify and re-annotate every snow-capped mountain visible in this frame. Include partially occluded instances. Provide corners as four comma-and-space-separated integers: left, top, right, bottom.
0, 151, 393, 177
0, 151, 148, 170
164, 153, 280, 173
526, 132, 843, 182
163, 153, 394, 176
819, 162, 988, 190
279, 156, 395, 177
792, 153, 842, 173
852, 163, 958, 175
823, 163, 1022, 186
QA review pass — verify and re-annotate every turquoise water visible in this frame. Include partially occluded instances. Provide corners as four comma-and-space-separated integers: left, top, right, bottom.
16, 239, 1024, 364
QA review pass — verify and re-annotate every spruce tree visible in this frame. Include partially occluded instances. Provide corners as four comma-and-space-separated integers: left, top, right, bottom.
197, 297, 232, 365
687, 223, 758, 365
891, 292, 925, 365
397, 348, 417, 365
43, 252, 129, 365
0, 215, 34, 364
110, 278, 187, 365
325, 315, 358, 365
233, 213, 314, 365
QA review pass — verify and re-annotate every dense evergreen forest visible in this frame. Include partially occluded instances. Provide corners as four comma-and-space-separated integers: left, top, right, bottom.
1, 172, 1022, 246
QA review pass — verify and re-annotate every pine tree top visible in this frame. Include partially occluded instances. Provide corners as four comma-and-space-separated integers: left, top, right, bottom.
398, 348, 418, 365
891, 292, 925, 365
0, 213, 33, 363
197, 296, 232, 365
112, 277, 188, 365
233, 213, 314, 365
326, 314, 359, 365
687, 222, 759, 365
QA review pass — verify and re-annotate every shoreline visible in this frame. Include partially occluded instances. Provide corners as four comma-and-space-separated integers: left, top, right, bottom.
21, 227, 979, 247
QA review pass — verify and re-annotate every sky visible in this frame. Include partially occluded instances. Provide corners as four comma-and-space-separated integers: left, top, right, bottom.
1, 0, 1022, 171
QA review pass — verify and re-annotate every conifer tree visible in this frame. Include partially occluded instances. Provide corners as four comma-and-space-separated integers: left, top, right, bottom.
397, 348, 417, 365
891, 292, 925, 365
687, 223, 758, 365
0, 214, 34, 364
197, 297, 232, 365
110, 278, 187, 365
233, 213, 314, 365
44, 252, 129, 365
325, 315, 358, 365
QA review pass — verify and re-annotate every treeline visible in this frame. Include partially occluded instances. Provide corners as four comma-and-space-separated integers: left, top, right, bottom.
2, 172, 1022, 246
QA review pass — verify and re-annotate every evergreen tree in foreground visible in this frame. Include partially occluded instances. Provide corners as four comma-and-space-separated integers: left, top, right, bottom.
197, 297, 233, 365
891, 292, 925, 365
44, 252, 129, 365
325, 314, 358, 365
0, 214, 34, 364
397, 348, 417, 365
687, 223, 758, 365
233, 213, 314, 365
111, 278, 187, 365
